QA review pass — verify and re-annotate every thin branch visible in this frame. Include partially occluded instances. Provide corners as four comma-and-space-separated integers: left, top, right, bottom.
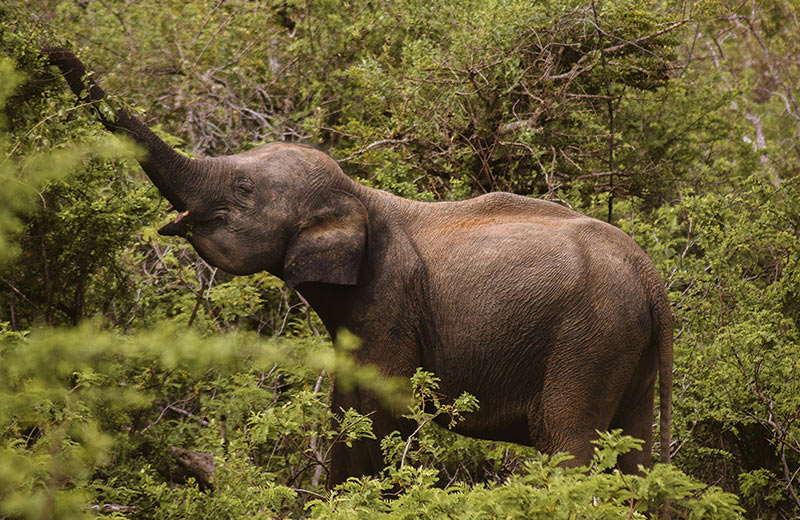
603, 19, 689, 54
339, 138, 411, 162
167, 404, 210, 427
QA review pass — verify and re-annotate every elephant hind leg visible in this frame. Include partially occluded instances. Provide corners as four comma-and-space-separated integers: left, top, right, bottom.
610, 380, 656, 474
552, 430, 600, 469
529, 402, 607, 470
536, 384, 654, 475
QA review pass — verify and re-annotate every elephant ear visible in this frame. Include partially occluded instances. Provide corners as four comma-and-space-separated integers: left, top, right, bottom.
284, 190, 368, 288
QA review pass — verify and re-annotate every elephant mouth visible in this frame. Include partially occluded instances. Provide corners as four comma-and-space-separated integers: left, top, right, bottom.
158, 210, 191, 236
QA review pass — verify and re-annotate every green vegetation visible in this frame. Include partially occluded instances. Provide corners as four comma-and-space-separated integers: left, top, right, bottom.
1, 0, 798, 517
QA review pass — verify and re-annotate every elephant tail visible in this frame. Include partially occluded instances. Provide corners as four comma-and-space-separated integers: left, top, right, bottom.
654, 289, 673, 465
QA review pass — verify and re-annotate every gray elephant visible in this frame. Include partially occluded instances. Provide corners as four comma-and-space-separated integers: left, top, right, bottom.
44, 47, 672, 487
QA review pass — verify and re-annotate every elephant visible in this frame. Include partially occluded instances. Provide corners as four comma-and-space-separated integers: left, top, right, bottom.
44, 47, 672, 487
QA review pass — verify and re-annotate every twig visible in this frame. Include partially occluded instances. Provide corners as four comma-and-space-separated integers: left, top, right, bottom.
167, 404, 210, 427
187, 275, 208, 327
292, 487, 326, 499
309, 373, 327, 487
322, 411, 376, 464
603, 19, 689, 54
400, 415, 437, 468
339, 138, 411, 162
89, 504, 138, 514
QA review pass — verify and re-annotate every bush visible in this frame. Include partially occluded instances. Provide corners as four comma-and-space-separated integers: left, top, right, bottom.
0, 325, 744, 519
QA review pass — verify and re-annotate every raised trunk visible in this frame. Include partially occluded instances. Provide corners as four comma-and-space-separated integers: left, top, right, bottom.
42, 47, 201, 211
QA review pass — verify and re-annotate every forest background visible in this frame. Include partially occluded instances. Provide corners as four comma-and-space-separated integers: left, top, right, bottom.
0, 0, 798, 518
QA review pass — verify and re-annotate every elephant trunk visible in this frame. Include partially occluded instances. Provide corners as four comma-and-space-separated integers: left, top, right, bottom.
42, 47, 202, 212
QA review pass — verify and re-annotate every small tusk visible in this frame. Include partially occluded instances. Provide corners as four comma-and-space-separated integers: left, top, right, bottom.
174, 210, 190, 223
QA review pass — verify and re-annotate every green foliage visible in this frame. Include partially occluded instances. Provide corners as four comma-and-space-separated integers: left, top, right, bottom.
318, 0, 692, 200
0, 324, 404, 518
381, 369, 480, 472
0, 9, 161, 330
0, 325, 745, 519
311, 429, 744, 519
616, 168, 800, 515
1, 0, 799, 517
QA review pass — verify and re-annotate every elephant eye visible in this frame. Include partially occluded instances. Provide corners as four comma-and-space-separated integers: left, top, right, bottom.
233, 177, 255, 196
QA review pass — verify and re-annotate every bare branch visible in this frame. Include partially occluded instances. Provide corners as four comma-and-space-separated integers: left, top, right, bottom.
339, 138, 411, 162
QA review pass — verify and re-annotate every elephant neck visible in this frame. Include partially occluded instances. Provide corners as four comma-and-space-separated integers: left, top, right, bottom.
349, 181, 421, 226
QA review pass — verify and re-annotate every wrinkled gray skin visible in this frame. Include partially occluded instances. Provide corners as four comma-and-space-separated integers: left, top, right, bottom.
45, 48, 672, 487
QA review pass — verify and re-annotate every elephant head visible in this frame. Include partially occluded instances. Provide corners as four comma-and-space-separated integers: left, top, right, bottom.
43, 48, 368, 287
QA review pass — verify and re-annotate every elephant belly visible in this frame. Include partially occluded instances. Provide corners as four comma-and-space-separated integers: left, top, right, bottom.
441, 386, 539, 445
426, 315, 644, 451
425, 330, 554, 446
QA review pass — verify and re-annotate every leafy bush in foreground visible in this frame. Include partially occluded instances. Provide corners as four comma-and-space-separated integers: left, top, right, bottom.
0, 325, 743, 519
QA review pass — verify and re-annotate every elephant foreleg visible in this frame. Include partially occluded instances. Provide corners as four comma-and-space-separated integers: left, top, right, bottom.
326, 384, 412, 489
